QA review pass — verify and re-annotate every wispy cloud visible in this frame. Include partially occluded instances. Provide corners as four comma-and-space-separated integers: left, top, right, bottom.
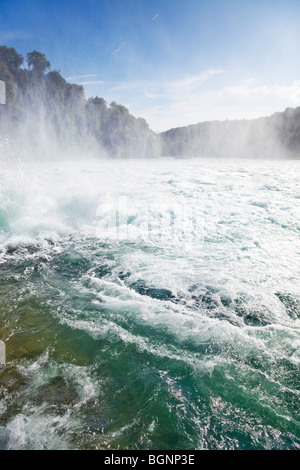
0, 30, 30, 42
141, 80, 300, 131
66, 74, 98, 81
111, 69, 225, 101
165, 70, 225, 95
78, 80, 104, 85
152, 12, 160, 21
66, 74, 104, 86
97, 72, 300, 132
96, 69, 225, 130
113, 43, 125, 55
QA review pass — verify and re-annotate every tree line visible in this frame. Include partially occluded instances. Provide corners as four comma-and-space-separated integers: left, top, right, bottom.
1, 45, 299, 160
0, 45, 161, 158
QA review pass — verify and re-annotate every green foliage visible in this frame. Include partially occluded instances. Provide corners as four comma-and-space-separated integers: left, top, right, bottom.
87, 96, 107, 107
0, 46, 23, 73
2, 44, 300, 159
46, 70, 66, 92
0, 44, 160, 157
160, 108, 300, 158
26, 51, 51, 75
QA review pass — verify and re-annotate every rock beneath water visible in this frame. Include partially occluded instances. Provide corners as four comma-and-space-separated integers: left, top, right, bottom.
146, 288, 174, 300
6, 243, 41, 255
235, 306, 270, 326
35, 376, 79, 407
191, 293, 219, 310
93, 264, 111, 278
275, 292, 300, 320
130, 280, 174, 301
118, 271, 131, 280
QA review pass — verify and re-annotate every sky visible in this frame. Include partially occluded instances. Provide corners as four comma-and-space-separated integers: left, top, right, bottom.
1, 0, 300, 132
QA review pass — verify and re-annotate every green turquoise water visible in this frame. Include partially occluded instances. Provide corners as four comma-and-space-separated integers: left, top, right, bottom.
0, 158, 299, 450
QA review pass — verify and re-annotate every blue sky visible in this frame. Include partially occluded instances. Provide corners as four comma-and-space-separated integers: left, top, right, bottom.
1, 0, 300, 131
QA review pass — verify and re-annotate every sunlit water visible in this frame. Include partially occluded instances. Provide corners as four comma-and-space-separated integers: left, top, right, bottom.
0, 154, 300, 450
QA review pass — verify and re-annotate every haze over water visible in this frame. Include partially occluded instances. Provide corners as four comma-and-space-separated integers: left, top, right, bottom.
0, 153, 299, 450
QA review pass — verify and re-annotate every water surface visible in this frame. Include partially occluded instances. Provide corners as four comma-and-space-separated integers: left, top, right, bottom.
0, 157, 299, 450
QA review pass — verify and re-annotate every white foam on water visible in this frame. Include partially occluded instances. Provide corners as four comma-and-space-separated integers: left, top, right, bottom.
1, 149, 300, 449
0, 352, 103, 449
2, 408, 77, 450
17, 351, 100, 404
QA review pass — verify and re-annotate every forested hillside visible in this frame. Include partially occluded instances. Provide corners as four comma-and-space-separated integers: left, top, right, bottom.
160, 107, 300, 159
1, 45, 300, 160
0, 45, 161, 158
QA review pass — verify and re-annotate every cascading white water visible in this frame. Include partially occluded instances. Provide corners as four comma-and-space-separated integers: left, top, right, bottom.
0, 151, 300, 450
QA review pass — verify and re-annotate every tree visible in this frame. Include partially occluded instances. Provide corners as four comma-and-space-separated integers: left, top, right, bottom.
110, 101, 129, 114
0, 46, 23, 74
26, 50, 51, 75
87, 96, 107, 108
46, 70, 66, 98
65, 83, 85, 108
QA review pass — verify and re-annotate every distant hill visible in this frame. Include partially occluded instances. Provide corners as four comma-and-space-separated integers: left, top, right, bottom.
1, 45, 300, 160
160, 107, 300, 159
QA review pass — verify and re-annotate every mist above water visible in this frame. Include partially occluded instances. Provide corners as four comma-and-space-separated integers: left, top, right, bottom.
0, 47, 161, 161
160, 108, 300, 159
1, 46, 300, 162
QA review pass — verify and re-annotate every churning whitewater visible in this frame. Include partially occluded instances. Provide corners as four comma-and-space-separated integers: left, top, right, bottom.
0, 153, 300, 450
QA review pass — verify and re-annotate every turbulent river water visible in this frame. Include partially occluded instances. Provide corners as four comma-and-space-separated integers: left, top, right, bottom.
0, 155, 299, 450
